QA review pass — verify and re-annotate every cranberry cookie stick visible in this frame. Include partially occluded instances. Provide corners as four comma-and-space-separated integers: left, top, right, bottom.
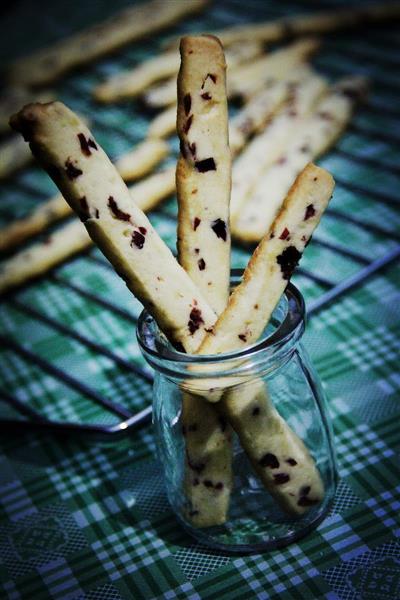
0, 141, 170, 253
199, 164, 334, 356
0, 168, 176, 292
176, 35, 231, 314
10, 103, 215, 350
7, 0, 208, 87
177, 35, 233, 527
234, 77, 367, 242
203, 164, 333, 515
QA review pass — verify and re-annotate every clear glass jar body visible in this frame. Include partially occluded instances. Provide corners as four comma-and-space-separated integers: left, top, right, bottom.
138, 275, 337, 553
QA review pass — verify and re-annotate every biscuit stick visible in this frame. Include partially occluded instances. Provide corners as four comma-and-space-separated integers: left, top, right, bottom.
0, 168, 175, 292
176, 35, 231, 314
10, 103, 216, 351
7, 0, 208, 87
234, 77, 367, 242
0, 140, 170, 253
230, 71, 327, 220
198, 164, 334, 357
195, 164, 334, 515
177, 35, 233, 527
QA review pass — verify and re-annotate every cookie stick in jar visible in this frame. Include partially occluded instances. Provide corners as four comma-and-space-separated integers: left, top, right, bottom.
198, 164, 334, 514
10, 103, 216, 351
176, 35, 233, 527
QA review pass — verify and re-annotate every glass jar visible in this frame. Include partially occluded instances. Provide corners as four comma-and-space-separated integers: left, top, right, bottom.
137, 271, 337, 553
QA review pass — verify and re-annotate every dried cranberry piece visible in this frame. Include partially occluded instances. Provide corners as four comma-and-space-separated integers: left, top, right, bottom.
276, 246, 301, 280
195, 158, 216, 172
139, 227, 147, 235
279, 227, 290, 240
108, 196, 131, 221
274, 473, 290, 485
259, 453, 280, 469
298, 496, 318, 507
215, 482, 224, 490
211, 218, 227, 241
300, 485, 311, 497
201, 92, 211, 100
188, 307, 204, 335
65, 159, 82, 180
193, 478, 200, 486
79, 196, 90, 222
201, 73, 217, 88
238, 334, 247, 342
193, 217, 201, 231
304, 204, 316, 220
131, 230, 146, 249
286, 458, 298, 466
187, 457, 205, 473
204, 480, 213, 488
77, 133, 97, 156
198, 258, 206, 270
184, 93, 191, 115
184, 115, 193, 134
252, 406, 260, 416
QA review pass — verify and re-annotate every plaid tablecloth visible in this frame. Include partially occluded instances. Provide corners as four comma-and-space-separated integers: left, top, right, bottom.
0, 1, 400, 598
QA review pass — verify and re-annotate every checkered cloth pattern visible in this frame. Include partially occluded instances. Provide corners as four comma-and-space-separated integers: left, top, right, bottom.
1, 0, 400, 598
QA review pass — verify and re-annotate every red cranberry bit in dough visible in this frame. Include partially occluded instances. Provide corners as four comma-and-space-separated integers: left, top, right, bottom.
276, 246, 302, 280
184, 93, 191, 115
195, 158, 216, 172
65, 159, 82, 180
193, 217, 201, 230
198, 258, 206, 270
201, 92, 212, 100
184, 115, 193, 134
188, 307, 204, 334
215, 482, 224, 490
279, 227, 290, 240
108, 196, 131, 221
211, 218, 227, 241
286, 458, 298, 466
304, 204, 316, 220
201, 73, 217, 89
77, 133, 98, 156
238, 334, 247, 342
252, 406, 260, 416
274, 473, 290, 485
204, 480, 213, 488
259, 453, 280, 469
131, 230, 146, 249
78, 196, 90, 221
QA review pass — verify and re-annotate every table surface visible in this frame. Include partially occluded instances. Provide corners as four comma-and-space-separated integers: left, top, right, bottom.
0, 1, 400, 598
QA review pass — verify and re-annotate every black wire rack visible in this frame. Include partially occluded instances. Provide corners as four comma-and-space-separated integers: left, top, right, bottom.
0, 0, 399, 438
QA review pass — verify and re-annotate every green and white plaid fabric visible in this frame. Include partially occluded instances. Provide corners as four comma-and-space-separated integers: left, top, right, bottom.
0, 1, 399, 598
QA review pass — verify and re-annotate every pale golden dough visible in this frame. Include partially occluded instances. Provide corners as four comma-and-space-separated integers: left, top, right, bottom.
177, 35, 233, 527
7, 0, 209, 87
176, 35, 231, 316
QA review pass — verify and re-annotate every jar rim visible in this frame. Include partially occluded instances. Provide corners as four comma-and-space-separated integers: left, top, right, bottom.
137, 273, 305, 367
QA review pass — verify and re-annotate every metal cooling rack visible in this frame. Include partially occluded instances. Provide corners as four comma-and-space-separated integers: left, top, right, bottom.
0, 0, 399, 438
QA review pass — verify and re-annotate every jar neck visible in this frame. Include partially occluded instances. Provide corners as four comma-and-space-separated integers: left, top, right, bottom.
137, 280, 305, 383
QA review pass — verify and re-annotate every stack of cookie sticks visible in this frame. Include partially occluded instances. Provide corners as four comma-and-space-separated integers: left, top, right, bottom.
94, 40, 263, 104
10, 32, 335, 524
0, 168, 176, 293
6, 0, 208, 87
0, 138, 170, 253
232, 77, 367, 242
